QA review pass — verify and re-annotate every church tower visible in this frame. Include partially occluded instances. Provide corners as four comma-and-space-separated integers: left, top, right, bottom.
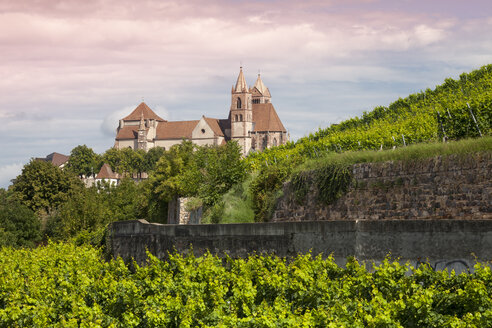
251, 73, 271, 104
137, 113, 147, 151
230, 67, 253, 155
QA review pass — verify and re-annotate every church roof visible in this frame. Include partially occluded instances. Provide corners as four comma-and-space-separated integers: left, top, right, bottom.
115, 126, 139, 140
96, 163, 119, 180
252, 74, 271, 97
252, 103, 286, 132
218, 119, 230, 136
122, 102, 166, 122
233, 67, 248, 93
203, 117, 225, 136
156, 120, 199, 139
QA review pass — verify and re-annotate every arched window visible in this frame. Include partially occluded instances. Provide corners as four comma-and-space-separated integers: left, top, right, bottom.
235, 114, 238, 122
273, 138, 277, 147
239, 114, 243, 121
252, 137, 256, 149
236, 97, 241, 109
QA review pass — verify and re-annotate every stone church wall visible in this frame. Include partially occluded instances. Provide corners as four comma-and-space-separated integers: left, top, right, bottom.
273, 153, 491, 222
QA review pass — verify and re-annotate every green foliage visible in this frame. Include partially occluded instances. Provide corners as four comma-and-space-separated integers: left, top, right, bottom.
11, 159, 83, 214
249, 164, 290, 222
298, 135, 492, 170
244, 64, 492, 221
194, 141, 247, 207
183, 197, 203, 212
45, 178, 146, 240
246, 64, 492, 173
148, 140, 246, 222
149, 140, 196, 203
291, 162, 353, 205
102, 148, 147, 177
67, 144, 100, 178
144, 146, 166, 172
202, 176, 255, 224
219, 176, 255, 224
1, 244, 492, 327
0, 190, 41, 247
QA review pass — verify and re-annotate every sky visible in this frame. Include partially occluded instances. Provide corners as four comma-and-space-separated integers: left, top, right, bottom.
1, 0, 491, 188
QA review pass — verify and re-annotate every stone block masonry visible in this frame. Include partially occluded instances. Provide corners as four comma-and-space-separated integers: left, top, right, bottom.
110, 219, 492, 273
273, 153, 491, 222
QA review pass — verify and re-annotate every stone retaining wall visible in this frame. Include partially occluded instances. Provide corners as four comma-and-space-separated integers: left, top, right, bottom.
273, 153, 491, 221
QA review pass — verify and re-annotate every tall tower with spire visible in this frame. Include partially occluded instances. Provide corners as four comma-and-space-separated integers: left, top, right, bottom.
230, 67, 253, 154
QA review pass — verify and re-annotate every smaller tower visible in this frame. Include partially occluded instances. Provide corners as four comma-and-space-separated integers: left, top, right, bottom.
251, 73, 272, 104
230, 67, 253, 155
137, 113, 147, 151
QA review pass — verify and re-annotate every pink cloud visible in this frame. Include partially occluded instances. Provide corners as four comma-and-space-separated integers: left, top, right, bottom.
0, 0, 491, 189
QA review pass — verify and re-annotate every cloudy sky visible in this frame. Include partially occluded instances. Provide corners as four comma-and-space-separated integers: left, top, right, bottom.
1, 0, 491, 188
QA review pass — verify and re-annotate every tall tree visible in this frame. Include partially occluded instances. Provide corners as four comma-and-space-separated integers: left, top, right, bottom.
150, 141, 196, 202
67, 145, 99, 178
102, 148, 123, 174
144, 147, 165, 172
0, 190, 41, 247
195, 141, 246, 206
11, 159, 83, 214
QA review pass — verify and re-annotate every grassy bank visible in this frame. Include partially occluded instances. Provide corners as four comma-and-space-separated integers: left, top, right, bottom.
297, 136, 491, 172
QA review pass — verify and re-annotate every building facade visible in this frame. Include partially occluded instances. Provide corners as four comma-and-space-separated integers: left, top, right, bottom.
114, 68, 288, 155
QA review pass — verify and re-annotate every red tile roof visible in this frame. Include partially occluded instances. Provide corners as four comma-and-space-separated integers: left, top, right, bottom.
96, 163, 119, 180
122, 102, 166, 121
204, 117, 225, 136
155, 120, 199, 139
46, 152, 70, 167
252, 103, 286, 132
115, 126, 139, 140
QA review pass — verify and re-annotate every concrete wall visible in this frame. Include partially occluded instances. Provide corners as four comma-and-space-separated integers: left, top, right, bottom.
273, 153, 491, 221
110, 219, 492, 272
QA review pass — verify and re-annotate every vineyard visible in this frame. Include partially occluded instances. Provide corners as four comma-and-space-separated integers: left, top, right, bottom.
246, 64, 492, 171
242, 65, 492, 221
1, 243, 491, 327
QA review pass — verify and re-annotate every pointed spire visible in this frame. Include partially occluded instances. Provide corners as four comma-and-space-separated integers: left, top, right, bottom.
234, 66, 248, 93
139, 112, 145, 130
254, 73, 267, 95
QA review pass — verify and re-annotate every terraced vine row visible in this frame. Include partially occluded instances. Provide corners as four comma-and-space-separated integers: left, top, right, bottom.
246, 64, 492, 171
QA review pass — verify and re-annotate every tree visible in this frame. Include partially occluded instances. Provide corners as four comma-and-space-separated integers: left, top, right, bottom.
144, 147, 165, 172
149, 140, 246, 219
195, 141, 246, 206
150, 140, 196, 202
67, 145, 100, 178
120, 148, 146, 177
102, 148, 123, 174
46, 177, 146, 240
0, 190, 41, 247
11, 159, 83, 214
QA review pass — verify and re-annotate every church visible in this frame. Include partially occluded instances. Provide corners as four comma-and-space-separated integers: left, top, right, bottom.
114, 67, 288, 155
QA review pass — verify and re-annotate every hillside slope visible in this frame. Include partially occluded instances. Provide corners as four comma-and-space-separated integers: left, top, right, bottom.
247, 64, 492, 171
